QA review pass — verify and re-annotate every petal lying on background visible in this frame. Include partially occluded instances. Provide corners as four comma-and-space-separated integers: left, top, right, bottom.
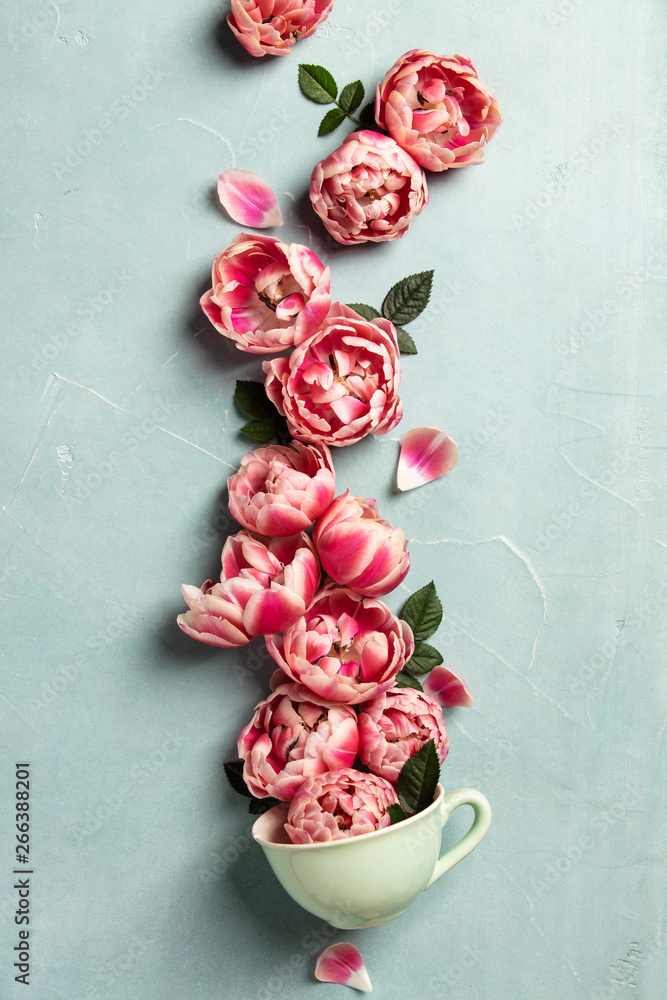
315, 943, 372, 992
424, 664, 473, 707
217, 169, 283, 228
396, 426, 459, 491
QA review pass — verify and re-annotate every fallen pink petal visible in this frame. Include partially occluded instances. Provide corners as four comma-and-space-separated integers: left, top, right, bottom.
315, 942, 373, 992
217, 169, 283, 228
396, 426, 459, 491
424, 664, 473, 707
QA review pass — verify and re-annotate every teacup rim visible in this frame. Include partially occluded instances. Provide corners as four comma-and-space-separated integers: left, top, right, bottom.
252, 782, 445, 850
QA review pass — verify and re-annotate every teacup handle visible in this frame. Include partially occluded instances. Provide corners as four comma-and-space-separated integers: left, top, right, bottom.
425, 788, 492, 889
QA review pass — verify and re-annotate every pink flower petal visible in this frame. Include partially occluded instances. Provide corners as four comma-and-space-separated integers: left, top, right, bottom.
217, 169, 283, 228
424, 664, 473, 707
397, 426, 459, 491
315, 943, 372, 992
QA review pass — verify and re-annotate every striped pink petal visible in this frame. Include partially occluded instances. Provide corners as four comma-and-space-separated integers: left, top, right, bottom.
424, 664, 473, 707
217, 169, 283, 228
315, 943, 372, 992
396, 426, 459, 491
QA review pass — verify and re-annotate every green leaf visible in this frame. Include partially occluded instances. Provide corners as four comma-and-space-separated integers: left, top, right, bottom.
394, 670, 424, 691
400, 582, 442, 642
388, 803, 409, 825
339, 80, 365, 114
358, 101, 377, 126
224, 761, 251, 798
318, 107, 347, 136
346, 302, 380, 321
240, 419, 275, 442
396, 326, 418, 354
397, 740, 440, 815
248, 796, 281, 815
405, 641, 443, 675
382, 270, 434, 326
235, 380, 272, 420
298, 64, 337, 104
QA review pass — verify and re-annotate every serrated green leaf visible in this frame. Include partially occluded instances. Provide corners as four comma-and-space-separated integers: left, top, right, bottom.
318, 107, 347, 136
339, 80, 365, 113
224, 761, 251, 798
388, 803, 409, 825
400, 582, 443, 642
240, 419, 275, 442
248, 796, 281, 815
346, 302, 380, 321
235, 380, 272, 420
298, 63, 337, 104
358, 101, 377, 126
382, 270, 434, 326
394, 670, 424, 691
397, 740, 440, 815
405, 641, 443, 674
396, 326, 418, 354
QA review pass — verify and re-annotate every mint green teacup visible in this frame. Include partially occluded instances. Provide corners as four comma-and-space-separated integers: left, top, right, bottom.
252, 785, 491, 929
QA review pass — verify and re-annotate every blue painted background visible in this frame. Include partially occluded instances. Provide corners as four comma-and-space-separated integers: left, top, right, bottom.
1, 0, 666, 997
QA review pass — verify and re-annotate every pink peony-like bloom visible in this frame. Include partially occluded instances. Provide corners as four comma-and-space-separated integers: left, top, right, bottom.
238, 689, 359, 800
358, 687, 449, 784
310, 129, 428, 244
200, 233, 330, 355
177, 530, 320, 646
285, 768, 398, 843
263, 303, 402, 446
227, 441, 335, 537
313, 492, 409, 597
227, 0, 335, 57
375, 50, 502, 171
265, 585, 414, 705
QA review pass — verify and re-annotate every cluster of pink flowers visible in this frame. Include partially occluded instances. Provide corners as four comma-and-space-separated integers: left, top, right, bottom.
311, 50, 502, 245
178, 438, 450, 843
201, 233, 403, 447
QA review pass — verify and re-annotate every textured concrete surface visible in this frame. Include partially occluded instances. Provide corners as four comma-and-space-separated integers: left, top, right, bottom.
1, 1, 666, 997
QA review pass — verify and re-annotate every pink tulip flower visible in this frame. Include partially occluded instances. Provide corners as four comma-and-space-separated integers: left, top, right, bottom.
227, 441, 335, 537
310, 129, 428, 244
263, 303, 402, 446
358, 687, 449, 784
200, 233, 330, 354
237, 689, 359, 800
285, 768, 398, 843
177, 530, 320, 646
313, 493, 409, 597
375, 50, 502, 171
265, 585, 414, 705
227, 0, 336, 57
